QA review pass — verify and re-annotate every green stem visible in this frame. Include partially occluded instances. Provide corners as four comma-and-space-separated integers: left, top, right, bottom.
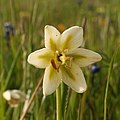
79, 70, 91, 120
56, 86, 62, 120
104, 49, 117, 120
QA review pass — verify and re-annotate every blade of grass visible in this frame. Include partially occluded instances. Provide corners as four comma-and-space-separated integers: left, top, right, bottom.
0, 71, 5, 120
104, 49, 118, 120
63, 87, 71, 119
10, 0, 16, 24
4, 44, 22, 90
79, 70, 91, 120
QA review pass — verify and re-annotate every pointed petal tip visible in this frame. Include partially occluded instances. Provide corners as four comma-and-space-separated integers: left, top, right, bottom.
27, 52, 35, 64
99, 55, 102, 61
74, 80, 87, 93
96, 53, 102, 61
45, 25, 56, 30
45, 25, 50, 29
27, 53, 36, 67
27, 54, 31, 64
69, 26, 83, 30
78, 85, 87, 93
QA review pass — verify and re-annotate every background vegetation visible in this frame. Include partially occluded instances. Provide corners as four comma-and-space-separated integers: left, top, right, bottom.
0, 0, 120, 120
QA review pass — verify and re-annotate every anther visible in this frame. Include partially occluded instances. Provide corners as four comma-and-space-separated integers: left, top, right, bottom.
51, 59, 59, 72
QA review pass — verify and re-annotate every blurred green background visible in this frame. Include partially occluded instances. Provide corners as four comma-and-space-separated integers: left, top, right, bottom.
0, 0, 120, 120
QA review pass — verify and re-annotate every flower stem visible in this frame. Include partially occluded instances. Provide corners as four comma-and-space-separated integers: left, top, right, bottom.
56, 86, 62, 120
19, 76, 43, 120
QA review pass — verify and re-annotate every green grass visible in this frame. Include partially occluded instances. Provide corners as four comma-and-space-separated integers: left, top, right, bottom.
0, 0, 120, 120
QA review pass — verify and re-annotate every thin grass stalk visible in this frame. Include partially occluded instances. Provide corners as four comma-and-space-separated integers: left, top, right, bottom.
56, 85, 62, 120
31, 0, 40, 26
5, 44, 22, 90
79, 70, 91, 120
19, 76, 43, 120
20, 16, 27, 90
104, 49, 118, 120
39, 95, 46, 114
0, 71, 5, 120
10, 0, 16, 24
63, 87, 71, 119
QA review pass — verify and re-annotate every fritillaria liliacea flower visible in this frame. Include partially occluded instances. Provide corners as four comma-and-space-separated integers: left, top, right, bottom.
28, 25, 102, 96
3, 90, 26, 107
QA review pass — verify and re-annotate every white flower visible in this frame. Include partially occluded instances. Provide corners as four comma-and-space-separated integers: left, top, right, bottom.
28, 25, 102, 96
3, 90, 26, 107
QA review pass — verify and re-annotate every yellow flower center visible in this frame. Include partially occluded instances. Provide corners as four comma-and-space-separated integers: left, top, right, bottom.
51, 50, 72, 71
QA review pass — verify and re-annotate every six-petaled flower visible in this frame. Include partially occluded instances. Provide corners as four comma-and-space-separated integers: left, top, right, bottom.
28, 25, 102, 96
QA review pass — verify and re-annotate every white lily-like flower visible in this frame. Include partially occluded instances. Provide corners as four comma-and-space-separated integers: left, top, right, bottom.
28, 25, 102, 96
3, 90, 26, 107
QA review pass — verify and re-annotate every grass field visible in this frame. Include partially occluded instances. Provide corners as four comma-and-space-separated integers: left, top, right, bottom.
0, 0, 120, 120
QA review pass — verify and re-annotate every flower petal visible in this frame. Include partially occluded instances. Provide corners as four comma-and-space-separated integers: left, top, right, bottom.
66, 48, 102, 67
61, 63, 87, 93
60, 26, 83, 51
45, 25, 60, 51
11, 90, 26, 102
3, 90, 11, 101
28, 48, 54, 68
43, 65, 62, 96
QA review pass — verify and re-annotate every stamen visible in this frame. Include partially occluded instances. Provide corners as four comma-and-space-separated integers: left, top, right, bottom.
51, 59, 59, 72
56, 50, 62, 62
59, 54, 71, 65
55, 50, 73, 69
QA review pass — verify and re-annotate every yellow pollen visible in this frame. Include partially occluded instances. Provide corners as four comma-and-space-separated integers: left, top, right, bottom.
54, 50, 72, 70
57, 51, 71, 64
59, 54, 70, 65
